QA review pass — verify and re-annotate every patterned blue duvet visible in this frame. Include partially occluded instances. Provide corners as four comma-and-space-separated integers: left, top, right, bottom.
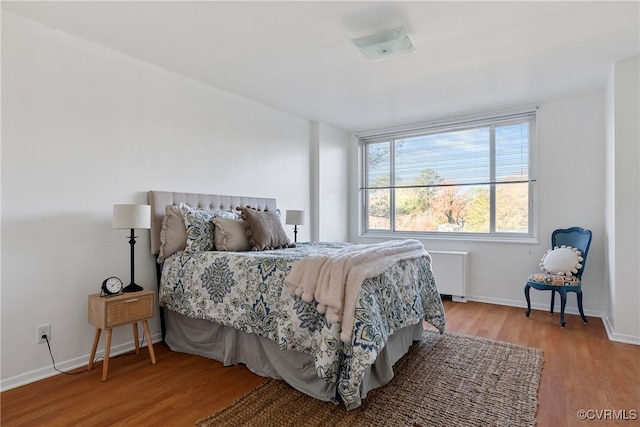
159, 241, 445, 408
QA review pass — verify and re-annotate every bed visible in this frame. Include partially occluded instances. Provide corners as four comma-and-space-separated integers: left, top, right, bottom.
148, 190, 445, 409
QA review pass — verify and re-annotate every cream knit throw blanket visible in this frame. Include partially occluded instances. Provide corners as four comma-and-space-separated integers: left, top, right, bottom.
285, 239, 429, 342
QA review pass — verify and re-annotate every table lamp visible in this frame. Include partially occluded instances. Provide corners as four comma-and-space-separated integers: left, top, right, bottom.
285, 210, 305, 243
113, 204, 151, 292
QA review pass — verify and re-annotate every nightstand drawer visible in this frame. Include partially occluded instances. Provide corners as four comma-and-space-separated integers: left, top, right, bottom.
106, 294, 154, 327
88, 290, 155, 329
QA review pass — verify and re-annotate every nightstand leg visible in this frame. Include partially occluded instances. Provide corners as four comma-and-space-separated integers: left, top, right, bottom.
142, 320, 156, 365
132, 322, 140, 355
87, 328, 101, 371
102, 328, 113, 382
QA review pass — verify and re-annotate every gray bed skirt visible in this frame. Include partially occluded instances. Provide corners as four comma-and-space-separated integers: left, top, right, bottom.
164, 309, 424, 404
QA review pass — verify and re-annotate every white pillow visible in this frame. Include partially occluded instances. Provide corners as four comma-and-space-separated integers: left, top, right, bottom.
540, 246, 584, 276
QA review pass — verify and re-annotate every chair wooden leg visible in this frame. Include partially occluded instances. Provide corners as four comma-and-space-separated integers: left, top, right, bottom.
559, 290, 567, 328
550, 290, 556, 314
524, 284, 532, 317
577, 290, 588, 324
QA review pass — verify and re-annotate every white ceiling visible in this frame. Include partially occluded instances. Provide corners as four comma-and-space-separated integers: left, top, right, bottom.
3, 1, 639, 133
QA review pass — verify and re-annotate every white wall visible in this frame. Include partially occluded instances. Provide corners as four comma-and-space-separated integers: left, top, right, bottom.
0, 12, 331, 389
350, 92, 608, 319
604, 63, 617, 332
313, 122, 350, 242
3, 10, 636, 391
604, 56, 640, 343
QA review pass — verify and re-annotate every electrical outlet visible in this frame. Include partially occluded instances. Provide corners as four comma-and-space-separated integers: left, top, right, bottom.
36, 323, 51, 344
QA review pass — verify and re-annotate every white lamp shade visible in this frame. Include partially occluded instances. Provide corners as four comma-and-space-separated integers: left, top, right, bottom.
113, 204, 151, 229
285, 210, 305, 225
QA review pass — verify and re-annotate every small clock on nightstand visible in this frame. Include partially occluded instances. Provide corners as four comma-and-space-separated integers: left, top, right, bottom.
101, 276, 123, 297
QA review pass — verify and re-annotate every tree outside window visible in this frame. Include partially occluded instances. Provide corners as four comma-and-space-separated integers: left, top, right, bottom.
362, 112, 535, 238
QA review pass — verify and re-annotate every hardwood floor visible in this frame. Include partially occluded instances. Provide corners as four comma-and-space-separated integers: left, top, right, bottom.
2, 301, 639, 426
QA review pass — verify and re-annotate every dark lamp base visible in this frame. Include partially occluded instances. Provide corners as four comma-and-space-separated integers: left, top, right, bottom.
124, 283, 144, 293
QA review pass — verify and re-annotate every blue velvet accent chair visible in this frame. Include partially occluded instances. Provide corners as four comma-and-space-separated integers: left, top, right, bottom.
525, 227, 592, 327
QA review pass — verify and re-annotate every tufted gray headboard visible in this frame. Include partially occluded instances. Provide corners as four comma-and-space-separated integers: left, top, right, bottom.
148, 191, 277, 255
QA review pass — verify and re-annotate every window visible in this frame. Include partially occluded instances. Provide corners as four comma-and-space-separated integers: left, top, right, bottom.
360, 111, 536, 238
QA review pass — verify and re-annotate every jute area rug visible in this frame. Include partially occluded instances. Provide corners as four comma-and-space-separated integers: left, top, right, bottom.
197, 331, 543, 427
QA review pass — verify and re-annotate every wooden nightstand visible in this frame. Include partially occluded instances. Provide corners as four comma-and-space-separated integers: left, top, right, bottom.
87, 290, 156, 381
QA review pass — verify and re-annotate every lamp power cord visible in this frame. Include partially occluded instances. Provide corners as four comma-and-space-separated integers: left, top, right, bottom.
43, 335, 85, 376
43, 333, 147, 376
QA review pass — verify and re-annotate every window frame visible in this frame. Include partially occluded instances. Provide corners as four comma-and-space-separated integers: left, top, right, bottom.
358, 109, 538, 241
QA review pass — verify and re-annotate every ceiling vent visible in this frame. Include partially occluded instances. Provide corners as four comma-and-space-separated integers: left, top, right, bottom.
352, 26, 415, 62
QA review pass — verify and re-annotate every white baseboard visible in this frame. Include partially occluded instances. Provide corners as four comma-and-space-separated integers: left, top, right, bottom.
0, 333, 163, 392
464, 295, 639, 345
601, 315, 640, 345
5, 296, 637, 392
465, 294, 604, 318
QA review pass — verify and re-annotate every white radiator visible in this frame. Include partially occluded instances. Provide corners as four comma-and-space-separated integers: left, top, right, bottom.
429, 251, 468, 302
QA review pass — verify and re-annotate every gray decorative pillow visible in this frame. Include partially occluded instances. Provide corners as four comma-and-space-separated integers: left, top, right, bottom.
237, 206, 294, 251
211, 217, 251, 251
180, 204, 239, 252
157, 205, 187, 263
